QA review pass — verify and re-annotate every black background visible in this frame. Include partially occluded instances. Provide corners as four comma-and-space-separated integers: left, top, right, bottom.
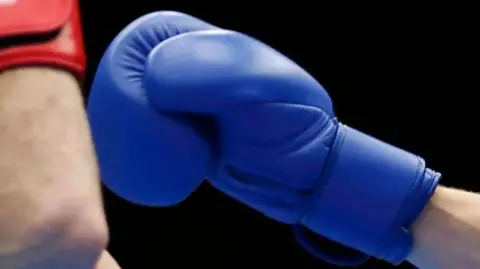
80, 2, 476, 269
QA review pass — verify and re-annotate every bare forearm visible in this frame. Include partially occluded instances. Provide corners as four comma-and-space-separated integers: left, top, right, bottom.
95, 251, 121, 269
0, 68, 107, 268
408, 186, 480, 269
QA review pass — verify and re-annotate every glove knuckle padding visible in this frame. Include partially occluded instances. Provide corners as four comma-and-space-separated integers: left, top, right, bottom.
88, 11, 218, 206
145, 30, 334, 114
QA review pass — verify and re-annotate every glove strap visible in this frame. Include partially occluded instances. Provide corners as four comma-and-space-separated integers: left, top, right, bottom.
0, 0, 86, 81
294, 124, 440, 265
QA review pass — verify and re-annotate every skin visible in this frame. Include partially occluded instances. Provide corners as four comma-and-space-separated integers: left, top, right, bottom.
0, 67, 111, 269
96, 251, 121, 269
408, 186, 480, 269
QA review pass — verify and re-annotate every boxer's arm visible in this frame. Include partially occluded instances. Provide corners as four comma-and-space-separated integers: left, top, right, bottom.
408, 186, 480, 269
0, 67, 107, 269
96, 251, 121, 269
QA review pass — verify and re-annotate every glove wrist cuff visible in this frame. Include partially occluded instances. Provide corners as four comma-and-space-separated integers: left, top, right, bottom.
295, 124, 441, 266
0, 0, 86, 82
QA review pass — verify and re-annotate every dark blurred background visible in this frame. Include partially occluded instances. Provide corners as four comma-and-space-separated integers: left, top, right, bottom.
80, 2, 475, 269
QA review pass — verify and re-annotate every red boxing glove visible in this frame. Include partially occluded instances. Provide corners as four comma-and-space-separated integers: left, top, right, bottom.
0, 0, 86, 81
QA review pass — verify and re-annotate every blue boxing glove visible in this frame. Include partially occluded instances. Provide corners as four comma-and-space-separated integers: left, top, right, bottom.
87, 11, 441, 266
